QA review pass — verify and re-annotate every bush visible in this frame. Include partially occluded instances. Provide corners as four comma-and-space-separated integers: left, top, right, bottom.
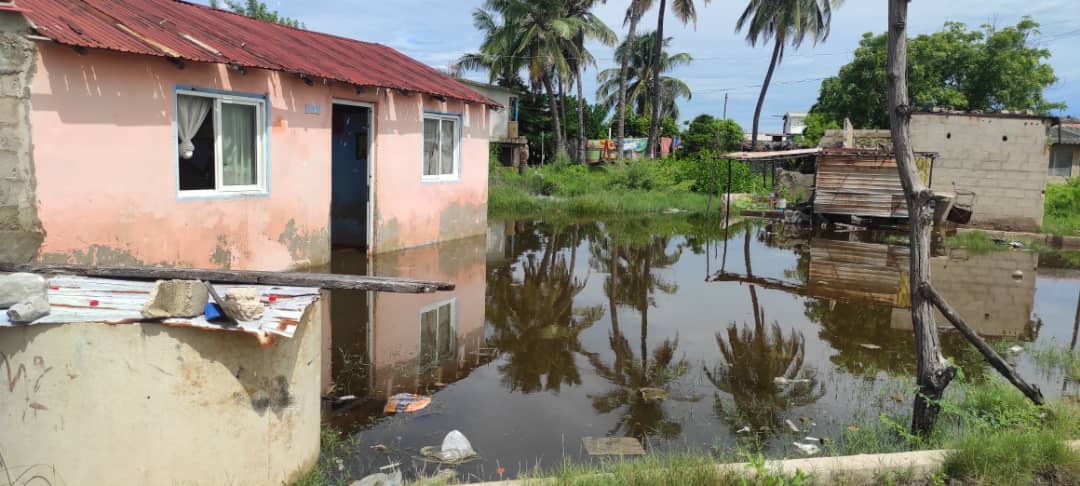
1044, 178, 1080, 234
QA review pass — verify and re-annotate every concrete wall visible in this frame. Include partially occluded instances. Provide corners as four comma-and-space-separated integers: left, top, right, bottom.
25, 43, 489, 268
0, 12, 44, 263
0, 302, 323, 486
911, 113, 1051, 231
462, 82, 515, 140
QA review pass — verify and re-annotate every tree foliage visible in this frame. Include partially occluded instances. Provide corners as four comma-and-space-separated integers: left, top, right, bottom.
597, 31, 693, 121
208, 0, 304, 28
811, 18, 1064, 129
680, 114, 742, 156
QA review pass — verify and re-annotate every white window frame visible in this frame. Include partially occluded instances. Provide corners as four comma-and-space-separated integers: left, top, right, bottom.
417, 298, 458, 372
421, 113, 461, 182
177, 89, 268, 196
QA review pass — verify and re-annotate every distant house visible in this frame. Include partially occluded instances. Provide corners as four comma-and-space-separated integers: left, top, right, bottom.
820, 111, 1057, 231
0, 0, 498, 270
783, 112, 807, 137
1049, 123, 1080, 181
457, 79, 528, 168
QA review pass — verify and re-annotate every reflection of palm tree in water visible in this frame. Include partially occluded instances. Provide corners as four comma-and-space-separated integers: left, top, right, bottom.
586, 234, 688, 441
487, 225, 603, 393
705, 226, 824, 443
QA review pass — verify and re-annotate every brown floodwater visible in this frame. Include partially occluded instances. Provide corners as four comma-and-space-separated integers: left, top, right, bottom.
322, 217, 1080, 482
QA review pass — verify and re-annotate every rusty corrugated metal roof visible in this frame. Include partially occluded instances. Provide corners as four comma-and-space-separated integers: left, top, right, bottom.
0, 275, 320, 346
20, 0, 499, 106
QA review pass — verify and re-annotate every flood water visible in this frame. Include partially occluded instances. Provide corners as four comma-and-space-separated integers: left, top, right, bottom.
323, 216, 1080, 482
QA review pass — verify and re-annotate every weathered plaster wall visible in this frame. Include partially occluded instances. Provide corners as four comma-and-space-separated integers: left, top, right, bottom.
465, 83, 514, 140
30, 44, 331, 270
0, 302, 322, 486
0, 13, 44, 263
911, 113, 1051, 231
340, 86, 489, 254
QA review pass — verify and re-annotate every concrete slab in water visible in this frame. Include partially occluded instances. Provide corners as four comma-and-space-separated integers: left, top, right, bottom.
582, 437, 646, 456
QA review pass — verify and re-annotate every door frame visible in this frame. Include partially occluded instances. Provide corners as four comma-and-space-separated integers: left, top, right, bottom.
331, 99, 376, 253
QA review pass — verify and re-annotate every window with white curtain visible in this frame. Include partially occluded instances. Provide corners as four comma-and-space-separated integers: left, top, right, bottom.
177, 90, 266, 195
422, 114, 459, 181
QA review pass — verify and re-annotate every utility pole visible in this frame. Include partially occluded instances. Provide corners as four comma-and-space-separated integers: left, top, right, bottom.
723, 93, 729, 120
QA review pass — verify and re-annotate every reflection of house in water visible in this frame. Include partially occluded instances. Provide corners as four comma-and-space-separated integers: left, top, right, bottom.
808, 239, 1038, 338
323, 236, 492, 427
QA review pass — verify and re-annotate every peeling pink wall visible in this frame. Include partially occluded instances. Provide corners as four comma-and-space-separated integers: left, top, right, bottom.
29, 44, 490, 270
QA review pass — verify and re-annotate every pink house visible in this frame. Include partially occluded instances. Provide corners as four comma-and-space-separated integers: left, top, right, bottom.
0, 0, 496, 271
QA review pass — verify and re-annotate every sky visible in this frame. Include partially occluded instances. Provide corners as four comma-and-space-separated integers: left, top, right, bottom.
193, 0, 1080, 133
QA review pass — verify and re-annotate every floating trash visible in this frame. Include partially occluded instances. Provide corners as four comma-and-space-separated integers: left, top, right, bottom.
793, 442, 820, 456
420, 430, 478, 464
383, 393, 432, 414
582, 436, 646, 456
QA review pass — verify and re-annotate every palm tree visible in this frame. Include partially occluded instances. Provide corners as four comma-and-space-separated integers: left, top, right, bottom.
615, 0, 655, 161
567, 0, 617, 162
597, 32, 692, 121
737, 0, 841, 150
647, 0, 712, 158
457, 0, 585, 158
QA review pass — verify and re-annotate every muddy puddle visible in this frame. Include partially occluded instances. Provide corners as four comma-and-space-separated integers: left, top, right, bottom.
322, 216, 1080, 482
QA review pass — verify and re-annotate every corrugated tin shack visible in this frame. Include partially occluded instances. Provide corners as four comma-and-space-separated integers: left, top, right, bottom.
814, 148, 936, 219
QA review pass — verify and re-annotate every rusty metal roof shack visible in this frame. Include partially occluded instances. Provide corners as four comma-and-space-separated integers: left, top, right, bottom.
814, 148, 937, 219
18, 0, 499, 107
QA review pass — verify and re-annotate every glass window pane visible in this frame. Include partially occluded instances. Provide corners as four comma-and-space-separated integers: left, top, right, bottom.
437, 303, 453, 360
1050, 148, 1073, 177
440, 119, 456, 175
420, 309, 437, 367
423, 119, 440, 176
221, 103, 258, 186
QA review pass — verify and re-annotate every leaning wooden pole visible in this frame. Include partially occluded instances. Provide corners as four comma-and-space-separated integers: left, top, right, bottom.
922, 284, 1043, 404
886, 0, 956, 438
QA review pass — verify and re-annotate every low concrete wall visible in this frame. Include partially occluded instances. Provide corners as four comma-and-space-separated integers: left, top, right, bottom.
0, 302, 322, 485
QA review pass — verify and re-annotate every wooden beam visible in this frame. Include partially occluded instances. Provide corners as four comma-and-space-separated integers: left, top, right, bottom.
921, 283, 1044, 405
0, 263, 455, 294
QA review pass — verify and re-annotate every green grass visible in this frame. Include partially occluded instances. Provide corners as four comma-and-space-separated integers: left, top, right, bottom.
944, 230, 1000, 254
489, 157, 768, 219
1044, 178, 1080, 236
942, 428, 1080, 485
1030, 345, 1080, 382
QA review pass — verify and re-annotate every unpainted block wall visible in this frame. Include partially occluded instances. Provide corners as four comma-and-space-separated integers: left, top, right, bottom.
0, 13, 43, 263
911, 113, 1051, 231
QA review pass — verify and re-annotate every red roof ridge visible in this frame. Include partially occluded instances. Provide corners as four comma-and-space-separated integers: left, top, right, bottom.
22, 0, 499, 107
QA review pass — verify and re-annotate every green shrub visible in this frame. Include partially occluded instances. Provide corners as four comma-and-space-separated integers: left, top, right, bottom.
943, 428, 1080, 485
1044, 178, 1080, 235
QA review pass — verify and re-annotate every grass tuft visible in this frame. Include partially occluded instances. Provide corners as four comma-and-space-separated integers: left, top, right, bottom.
942, 427, 1080, 485
1030, 345, 1080, 382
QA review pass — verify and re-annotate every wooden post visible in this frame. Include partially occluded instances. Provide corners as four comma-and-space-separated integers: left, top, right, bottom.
0, 263, 455, 293
922, 284, 1043, 404
887, 0, 956, 438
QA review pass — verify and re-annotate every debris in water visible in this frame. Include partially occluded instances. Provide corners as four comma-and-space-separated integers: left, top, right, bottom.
793, 442, 820, 455
582, 436, 646, 456
1009, 241, 1025, 249
383, 393, 432, 414
889, 392, 905, 403
859, 343, 882, 350
804, 436, 822, 443
785, 419, 801, 433
773, 377, 811, 386
1008, 345, 1024, 354
421, 430, 479, 464
736, 426, 752, 434
371, 444, 388, 452
847, 425, 860, 433
639, 387, 669, 401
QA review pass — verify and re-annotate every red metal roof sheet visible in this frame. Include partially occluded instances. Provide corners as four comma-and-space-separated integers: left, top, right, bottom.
20, 0, 498, 106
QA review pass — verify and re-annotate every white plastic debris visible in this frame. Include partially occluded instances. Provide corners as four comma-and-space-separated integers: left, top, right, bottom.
736, 426, 752, 434
793, 442, 820, 456
859, 343, 882, 350
420, 430, 478, 464
1008, 345, 1024, 354
773, 377, 811, 386
785, 419, 801, 433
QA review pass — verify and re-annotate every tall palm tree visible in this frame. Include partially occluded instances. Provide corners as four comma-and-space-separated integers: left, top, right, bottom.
454, 7, 525, 87
647, 0, 712, 158
597, 32, 692, 121
567, 0, 617, 162
615, 0, 655, 161
737, 0, 841, 150
457, 0, 584, 158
